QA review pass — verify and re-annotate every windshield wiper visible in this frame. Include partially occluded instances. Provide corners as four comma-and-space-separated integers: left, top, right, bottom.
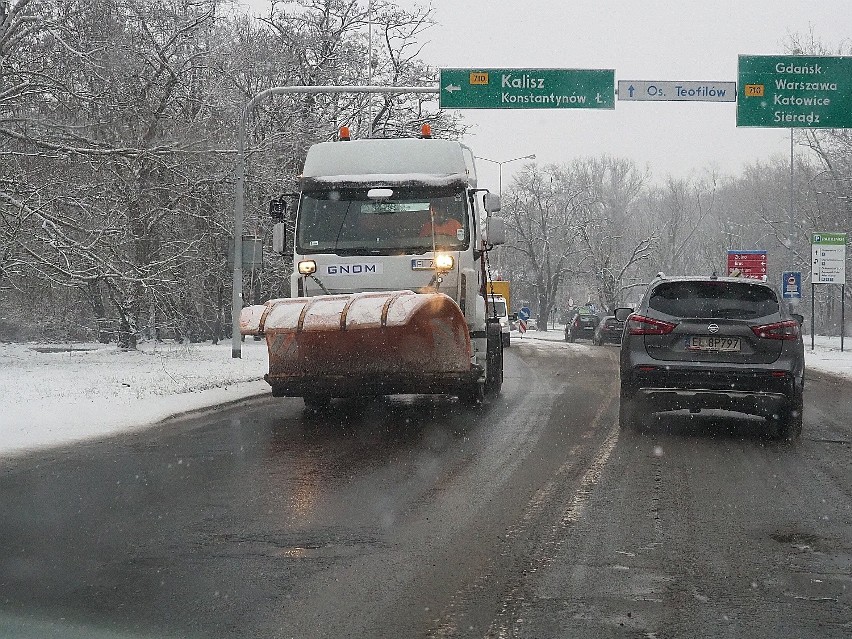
332, 201, 354, 251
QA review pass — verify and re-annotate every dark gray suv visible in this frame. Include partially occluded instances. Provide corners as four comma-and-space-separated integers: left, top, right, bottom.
615, 275, 805, 439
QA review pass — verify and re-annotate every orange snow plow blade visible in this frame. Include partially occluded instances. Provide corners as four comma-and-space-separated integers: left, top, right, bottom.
240, 291, 476, 398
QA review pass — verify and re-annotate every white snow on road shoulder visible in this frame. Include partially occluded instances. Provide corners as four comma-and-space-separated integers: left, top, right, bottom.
2, 330, 850, 459
0, 340, 269, 458
517, 327, 852, 381
800, 335, 852, 381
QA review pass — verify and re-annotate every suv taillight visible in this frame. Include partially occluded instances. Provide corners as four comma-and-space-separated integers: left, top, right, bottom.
626, 314, 676, 335
751, 320, 800, 341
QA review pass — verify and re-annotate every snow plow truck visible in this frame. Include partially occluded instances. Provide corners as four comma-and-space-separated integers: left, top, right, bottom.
239, 125, 506, 409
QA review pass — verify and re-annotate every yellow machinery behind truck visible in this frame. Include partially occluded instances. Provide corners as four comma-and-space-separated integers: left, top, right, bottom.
486, 280, 511, 346
487, 280, 510, 311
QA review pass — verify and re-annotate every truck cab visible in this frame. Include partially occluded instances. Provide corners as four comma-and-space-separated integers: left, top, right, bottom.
253, 129, 506, 406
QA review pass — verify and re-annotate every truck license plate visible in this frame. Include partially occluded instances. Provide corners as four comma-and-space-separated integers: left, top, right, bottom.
686, 336, 740, 352
411, 258, 433, 270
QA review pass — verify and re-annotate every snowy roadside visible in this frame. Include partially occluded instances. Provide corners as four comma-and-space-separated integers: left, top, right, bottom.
0, 339, 270, 458
1, 330, 850, 459
518, 327, 852, 381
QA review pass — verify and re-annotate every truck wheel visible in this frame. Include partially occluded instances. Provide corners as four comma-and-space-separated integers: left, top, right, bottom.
458, 383, 484, 406
303, 393, 331, 410
485, 344, 503, 397
485, 325, 503, 396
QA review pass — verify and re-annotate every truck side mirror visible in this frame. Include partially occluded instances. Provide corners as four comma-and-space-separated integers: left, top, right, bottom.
272, 222, 288, 254
485, 217, 506, 246
484, 193, 501, 213
270, 198, 288, 221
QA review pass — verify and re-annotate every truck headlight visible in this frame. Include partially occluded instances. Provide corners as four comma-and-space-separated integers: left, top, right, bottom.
434, 253, 454, 273
298, 260, 317, 275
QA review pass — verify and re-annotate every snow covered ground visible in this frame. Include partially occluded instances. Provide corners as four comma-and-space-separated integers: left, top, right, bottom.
518, 325, 852, 381
1, 330, 850, 458
0, 339, 270, 458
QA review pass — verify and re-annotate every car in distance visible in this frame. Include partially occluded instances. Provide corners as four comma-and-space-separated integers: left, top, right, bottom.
565, 307, 600, 343
616, 275, 805, 439
592, 315, 625, 346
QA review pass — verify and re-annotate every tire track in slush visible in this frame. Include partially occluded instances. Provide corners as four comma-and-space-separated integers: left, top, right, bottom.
489, 423, 621, 639
429, 373, 619, 639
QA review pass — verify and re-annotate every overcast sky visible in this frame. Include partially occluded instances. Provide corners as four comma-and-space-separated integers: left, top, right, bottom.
238, 0, 850, 191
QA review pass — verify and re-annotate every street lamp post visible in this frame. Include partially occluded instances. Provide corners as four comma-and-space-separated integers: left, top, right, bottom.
474, 154, 536, 200
473, 153, 535, 287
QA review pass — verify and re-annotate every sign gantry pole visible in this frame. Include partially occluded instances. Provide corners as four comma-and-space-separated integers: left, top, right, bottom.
234, 68, 620, 356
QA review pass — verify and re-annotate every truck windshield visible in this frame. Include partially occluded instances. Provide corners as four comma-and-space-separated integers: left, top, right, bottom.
296, 187, 469, 255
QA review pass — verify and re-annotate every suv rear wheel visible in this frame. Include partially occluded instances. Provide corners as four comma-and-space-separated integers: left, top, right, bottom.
619, 389, 641, 430
618, 400, 634, 430
458, 382, 484, 406
769, 390, 803, 441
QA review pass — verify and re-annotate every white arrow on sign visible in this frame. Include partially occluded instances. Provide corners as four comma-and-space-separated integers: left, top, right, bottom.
618, 80, 736, 102
444, 84, 461, 93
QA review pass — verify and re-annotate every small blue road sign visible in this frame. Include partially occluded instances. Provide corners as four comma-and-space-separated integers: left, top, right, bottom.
782, 271, 802, 299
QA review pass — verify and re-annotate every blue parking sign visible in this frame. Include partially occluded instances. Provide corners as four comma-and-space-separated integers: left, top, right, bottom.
782, 271, 801, 299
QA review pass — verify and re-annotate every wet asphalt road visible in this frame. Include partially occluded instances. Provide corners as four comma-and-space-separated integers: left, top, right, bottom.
1, 338, 852, 638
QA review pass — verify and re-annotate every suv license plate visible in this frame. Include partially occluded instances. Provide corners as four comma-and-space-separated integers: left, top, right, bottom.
686, 336, 740, 352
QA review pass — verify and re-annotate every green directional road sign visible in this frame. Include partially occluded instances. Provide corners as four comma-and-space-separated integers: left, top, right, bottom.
439, 68, 615, 110
737, 55, 852, 128
811, 232, 847, 284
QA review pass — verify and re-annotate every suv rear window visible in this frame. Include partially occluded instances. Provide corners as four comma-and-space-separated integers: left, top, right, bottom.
648, 281, 779, 319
